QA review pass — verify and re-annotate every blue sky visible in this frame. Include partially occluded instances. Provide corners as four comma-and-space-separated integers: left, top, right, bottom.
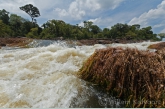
0, 0, 165, 34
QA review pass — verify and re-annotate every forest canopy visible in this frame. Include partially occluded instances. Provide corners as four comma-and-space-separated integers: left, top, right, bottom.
0, 4, 162, 41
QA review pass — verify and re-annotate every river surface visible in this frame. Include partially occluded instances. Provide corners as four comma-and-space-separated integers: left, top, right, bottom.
0, 40, 161, 108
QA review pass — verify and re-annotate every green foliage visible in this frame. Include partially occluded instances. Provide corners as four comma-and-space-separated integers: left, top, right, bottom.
0, 20, 12, 37
37, 21, 160, 41
103, 28, 110, 38
158, 33, 165, 40
40, 19, 67, 39
21, 21, 34, 36
0, 9, 9, 25
40, 28, 55, 39
26, 27, 39, 38
90, 25, 101, 34
9, 14, 27, 37
126, 30, 137, 38
109, 23, 130, 38
107, 23, 159, 41
84, 21, 93, 29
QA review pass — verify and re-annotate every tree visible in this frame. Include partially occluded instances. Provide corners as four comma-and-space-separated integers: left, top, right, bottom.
0, 20, 11, 37
9, 14, 27, 36
40, 19, 68, 39
109, 23, 130, 39
90, 25, 101, 34
20, 4, 40, 23
0, 9, 9, 25
83, 21, 93, 29
21, 21, 34, 36
132, 24, 140, 30
26, 27, 39, 38
103, 28, 110, 38
141, 26, 153, 39
0, 20, 7, 37
126, 30, 137, 39
158, 33, 165, 40
83, 21, 87, 28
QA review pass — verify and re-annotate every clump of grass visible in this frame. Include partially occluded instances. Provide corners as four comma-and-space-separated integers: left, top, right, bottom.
78, 47, 165, 108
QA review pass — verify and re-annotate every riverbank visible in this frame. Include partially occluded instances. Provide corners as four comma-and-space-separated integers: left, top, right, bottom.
0, 37, 148, 47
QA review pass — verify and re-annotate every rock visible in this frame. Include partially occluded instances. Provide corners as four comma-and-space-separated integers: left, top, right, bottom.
148, 42, 165, 50
98, 40, 104, 44
0, 38, 32, 47
114, 40, 119, 43
0, 43, 6, 46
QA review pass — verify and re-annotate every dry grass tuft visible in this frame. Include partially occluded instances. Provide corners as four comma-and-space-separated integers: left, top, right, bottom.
148, 42, 165, 50
78, 47, 165, 107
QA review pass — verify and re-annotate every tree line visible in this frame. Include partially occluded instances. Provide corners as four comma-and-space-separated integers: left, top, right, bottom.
0, 4, 163, 41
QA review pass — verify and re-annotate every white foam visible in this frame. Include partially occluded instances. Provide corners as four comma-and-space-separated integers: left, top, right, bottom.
107, 41, 160, 50
0, 42, 106, 108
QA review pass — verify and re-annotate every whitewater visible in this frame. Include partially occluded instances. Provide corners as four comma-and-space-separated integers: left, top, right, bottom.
0, 40, 161, 108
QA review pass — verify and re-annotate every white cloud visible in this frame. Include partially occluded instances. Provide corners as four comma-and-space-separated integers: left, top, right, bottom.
128, 0, 165, 27
0, 0, 69, 23
89, 17, 113, 27
53, 0, 124, 20
68, 0, 86, 20
0, 0, 34, 16
54, 0, 100, 20
78, 21, 84, 27
84, 0, 101, 11
78, 17, 113, 28
0, 0, 126, 29
160, 28, 165, 33
98, 0, 124, 10
54, 8, 68, 17
153, 24, 164, 28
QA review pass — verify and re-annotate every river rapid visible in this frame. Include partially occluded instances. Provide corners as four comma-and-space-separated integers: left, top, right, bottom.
0, 40, 161, 108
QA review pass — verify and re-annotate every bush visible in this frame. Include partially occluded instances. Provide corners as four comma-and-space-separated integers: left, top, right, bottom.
26, 27, 39, 38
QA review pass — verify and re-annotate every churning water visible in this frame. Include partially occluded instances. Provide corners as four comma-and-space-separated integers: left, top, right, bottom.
0, 40, 161, 108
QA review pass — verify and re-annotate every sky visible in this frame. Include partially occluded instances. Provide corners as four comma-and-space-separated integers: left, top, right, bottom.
0, 0, 165, 34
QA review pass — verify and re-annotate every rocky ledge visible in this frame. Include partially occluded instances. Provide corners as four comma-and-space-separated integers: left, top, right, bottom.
0, 37, 33, 48
148, 42, 165, 50
78, 38, 145, 45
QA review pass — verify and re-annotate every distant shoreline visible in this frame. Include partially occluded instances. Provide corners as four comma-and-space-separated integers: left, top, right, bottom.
0, 37, 159, 48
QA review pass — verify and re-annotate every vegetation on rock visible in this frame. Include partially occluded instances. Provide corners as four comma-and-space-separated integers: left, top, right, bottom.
79, 47, 165, 107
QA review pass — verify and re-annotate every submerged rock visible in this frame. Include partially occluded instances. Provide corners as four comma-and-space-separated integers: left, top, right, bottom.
0, 43, 6, 46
